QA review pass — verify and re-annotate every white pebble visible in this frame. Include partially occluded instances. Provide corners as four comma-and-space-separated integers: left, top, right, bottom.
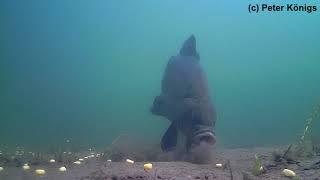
74, 161, 81, 165
215, 163, 223, 168
0, 167, 3, 171
79, 158, 84, 161
107, 159, 112, 162
59, 166, 67, 172
23, 164, 31, 170
282, 169, 296, 177
35, 169, 46, 175
49, 159, 55, 163
126, 159, 134, 164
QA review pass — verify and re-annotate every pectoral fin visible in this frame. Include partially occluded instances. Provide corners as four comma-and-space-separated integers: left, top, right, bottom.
161, 123, 178, 152
151, 95, 167, 116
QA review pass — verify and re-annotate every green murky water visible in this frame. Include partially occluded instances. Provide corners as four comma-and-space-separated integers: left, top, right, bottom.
1, 1, 320, 151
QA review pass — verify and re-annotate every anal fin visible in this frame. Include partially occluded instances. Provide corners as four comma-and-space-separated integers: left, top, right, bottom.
161, 123, 178, 152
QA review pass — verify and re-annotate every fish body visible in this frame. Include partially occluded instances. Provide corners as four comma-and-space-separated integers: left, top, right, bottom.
151, 35, 216, 152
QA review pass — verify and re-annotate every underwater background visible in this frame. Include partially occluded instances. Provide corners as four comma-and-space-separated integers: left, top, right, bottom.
1, 0, 320, 151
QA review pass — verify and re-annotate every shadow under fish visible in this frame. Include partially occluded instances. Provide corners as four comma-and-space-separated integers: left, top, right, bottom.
151, 35, 217, 163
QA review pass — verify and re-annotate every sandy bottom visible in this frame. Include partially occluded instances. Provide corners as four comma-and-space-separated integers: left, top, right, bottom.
1, 147, 320, 180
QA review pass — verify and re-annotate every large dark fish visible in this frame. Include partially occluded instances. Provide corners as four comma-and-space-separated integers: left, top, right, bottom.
151, 35, 217, 153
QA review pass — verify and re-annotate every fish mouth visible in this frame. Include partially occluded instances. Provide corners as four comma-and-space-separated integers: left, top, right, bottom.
191, 131, 216, 147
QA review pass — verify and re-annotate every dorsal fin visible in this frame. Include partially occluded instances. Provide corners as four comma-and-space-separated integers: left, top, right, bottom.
179, 34, 200, 60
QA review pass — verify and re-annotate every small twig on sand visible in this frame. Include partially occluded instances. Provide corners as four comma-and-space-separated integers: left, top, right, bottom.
153, 168, 158, 180
227, 160, 233, 180
304, 160, 320, 170
282, 144, 292, 159
280, 144, 301, 165
111, 133, 128, 146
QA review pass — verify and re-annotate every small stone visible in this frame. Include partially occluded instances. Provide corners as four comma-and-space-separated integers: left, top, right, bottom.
143, 163, 152, 171
126, 159, 134, 164
74, 161, 81, 165
23, 164, 31, 170
282, 169, 296, 177
35, 169, 46, 175
59, 166, 67, 172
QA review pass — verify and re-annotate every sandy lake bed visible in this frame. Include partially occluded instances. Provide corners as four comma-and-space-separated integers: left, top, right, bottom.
0, 146, 319, 180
